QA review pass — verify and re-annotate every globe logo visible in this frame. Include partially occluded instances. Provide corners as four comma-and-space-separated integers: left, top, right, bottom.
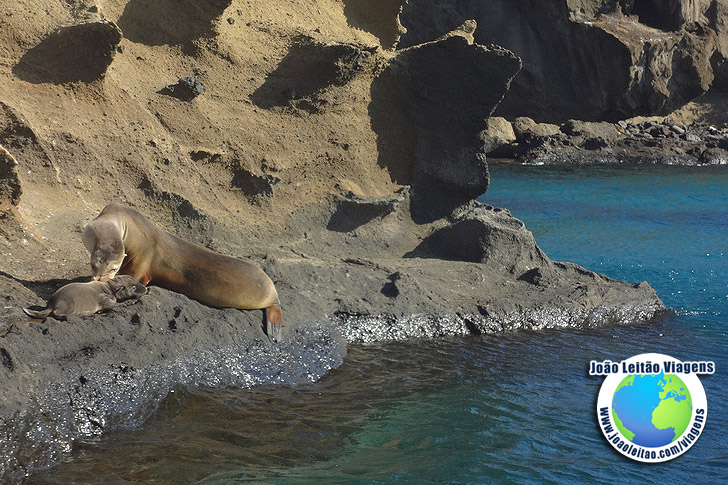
612, 373, 692, 448
591, 353, 712, 462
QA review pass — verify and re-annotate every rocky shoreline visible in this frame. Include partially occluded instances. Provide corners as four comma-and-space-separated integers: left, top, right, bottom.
0, 193, 665, 482
485, 116, 728, 166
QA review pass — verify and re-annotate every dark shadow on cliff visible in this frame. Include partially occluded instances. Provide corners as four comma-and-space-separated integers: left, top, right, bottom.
341, 0, 406, 48
251, 40, 373, 110
117, 0, 231, 47
327, 192, 402, 232
13, 22, 121, 84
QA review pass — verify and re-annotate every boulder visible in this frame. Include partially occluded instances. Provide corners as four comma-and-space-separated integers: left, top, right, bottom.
482, 117, 517, 157
512, 117, 560, 141
406, 202, 553, 278
560, 119, 623, 149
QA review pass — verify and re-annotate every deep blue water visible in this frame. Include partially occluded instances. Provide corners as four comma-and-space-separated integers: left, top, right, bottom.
31, 164, 728, 483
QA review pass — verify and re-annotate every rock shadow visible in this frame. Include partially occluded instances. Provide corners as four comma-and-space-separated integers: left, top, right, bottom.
117, 0, 232, 47
250, 40, 373, 110
0, 270, 88, 300
13, 21, 122, 84
231, 163, 279, 201
0, 146, 21, 211
327, 192, 402, 232
341, 0, 406, 48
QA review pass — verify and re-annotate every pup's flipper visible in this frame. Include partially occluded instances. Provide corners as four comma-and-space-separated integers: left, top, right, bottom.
22, 307, 52, 319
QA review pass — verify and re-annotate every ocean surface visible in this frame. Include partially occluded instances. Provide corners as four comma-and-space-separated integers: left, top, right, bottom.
30, 163, 727, 483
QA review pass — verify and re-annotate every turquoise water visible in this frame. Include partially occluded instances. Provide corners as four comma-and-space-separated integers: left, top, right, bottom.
31, 164, 728, 483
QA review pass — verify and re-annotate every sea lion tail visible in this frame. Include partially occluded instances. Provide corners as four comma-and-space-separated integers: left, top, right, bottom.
22, 307, 52, 319
265, 302, 282, 342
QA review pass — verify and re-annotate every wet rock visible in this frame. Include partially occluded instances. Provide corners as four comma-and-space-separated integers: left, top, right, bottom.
14, 21, 122, 84
699, 147, 728, 165
0, 277, 347, 483
370, 20, 521, 222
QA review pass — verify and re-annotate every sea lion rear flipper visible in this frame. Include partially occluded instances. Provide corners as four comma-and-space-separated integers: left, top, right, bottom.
22, 307, 52, 319
265, 303, 282, 342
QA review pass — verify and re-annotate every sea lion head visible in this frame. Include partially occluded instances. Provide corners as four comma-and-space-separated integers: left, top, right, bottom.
107, 275, 147, 300
84, 219, 126, 281
90, 240, 125, 281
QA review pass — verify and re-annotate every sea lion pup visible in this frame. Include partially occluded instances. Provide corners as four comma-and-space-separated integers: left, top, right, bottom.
23, 275, 147, 319
82, 203, 283, 341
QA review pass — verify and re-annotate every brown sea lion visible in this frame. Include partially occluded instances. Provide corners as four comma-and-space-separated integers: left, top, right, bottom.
82, 203, 283, 340
23, 275, 147, 319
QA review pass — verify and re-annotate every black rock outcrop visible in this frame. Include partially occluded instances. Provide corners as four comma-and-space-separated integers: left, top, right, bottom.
370, 21, 521, 222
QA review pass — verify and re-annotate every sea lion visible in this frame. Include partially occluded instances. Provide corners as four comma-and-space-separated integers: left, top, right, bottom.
23, 275, 147, 319
82, 203, 283, 340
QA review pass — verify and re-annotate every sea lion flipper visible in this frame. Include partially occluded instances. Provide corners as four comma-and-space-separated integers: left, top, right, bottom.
22, 307, 52, 319
265, 303, 282, 342
97, 293, 118, 312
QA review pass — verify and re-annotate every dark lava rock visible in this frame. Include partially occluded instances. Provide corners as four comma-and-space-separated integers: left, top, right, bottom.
699, 147, 728, 165
0, 191, 667, 480
406, 202, 551, 277
0, 276, 346, 484
498, 117, 728, 166
370, 20, 521, 222
164, 76, 207, 101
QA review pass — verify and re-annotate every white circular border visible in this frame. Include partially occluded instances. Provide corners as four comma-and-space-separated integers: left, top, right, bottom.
596, 353, 708, 463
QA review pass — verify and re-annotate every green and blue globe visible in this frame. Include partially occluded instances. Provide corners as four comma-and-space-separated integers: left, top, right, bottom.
611, 372, 692, 447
